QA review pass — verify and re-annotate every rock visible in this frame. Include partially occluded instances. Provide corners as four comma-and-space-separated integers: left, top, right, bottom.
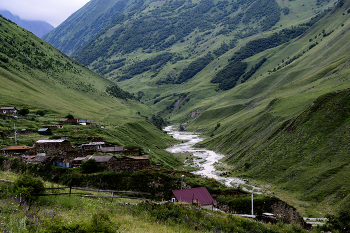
178, 125, 186, 131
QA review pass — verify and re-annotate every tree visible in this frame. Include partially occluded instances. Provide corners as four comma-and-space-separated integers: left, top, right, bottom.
12, 173, 45, 203
36, 110, 46, 116
81, 159, 100, 174
18, 108, 29, 116
66, 114, 74, 119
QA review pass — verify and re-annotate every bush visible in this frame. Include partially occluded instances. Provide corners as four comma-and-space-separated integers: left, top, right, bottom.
12, 173, 45, 203
65, 114, 74, 119
18, 108, 29, 116
81, 159, 100, 174
36, 110, 46, 116
41, 210, 118, 233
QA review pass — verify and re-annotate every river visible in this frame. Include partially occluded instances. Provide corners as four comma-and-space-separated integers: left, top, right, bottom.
164, 126, 261, 192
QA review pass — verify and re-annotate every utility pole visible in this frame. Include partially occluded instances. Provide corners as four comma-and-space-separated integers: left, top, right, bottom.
251, 192, 254, 216
14, 123, 17, 145
181, 175, 184, 189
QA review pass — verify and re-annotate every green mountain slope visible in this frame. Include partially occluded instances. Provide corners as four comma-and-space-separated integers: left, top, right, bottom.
0, 15, 139, 121
43, 0, 335, 77
0, 15, 181, 169
188, 0, 350, 211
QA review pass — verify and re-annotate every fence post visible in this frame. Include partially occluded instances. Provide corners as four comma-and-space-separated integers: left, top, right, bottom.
69, 185, 72, 196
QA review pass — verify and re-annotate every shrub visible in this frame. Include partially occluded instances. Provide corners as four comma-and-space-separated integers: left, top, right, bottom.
81, 159, 100, 174
18, 108, 29, 116
65, 114, 74, 119
36, 110, 46, 116
12, 173, 45, 203
41, 210, 118, 233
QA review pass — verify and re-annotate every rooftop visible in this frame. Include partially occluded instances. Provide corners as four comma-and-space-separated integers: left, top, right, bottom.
85, 155, 117, 163
172, 187, 216, 206
36, 139, 67, 143
0, 107, 17, 110
1, 145, 33, 150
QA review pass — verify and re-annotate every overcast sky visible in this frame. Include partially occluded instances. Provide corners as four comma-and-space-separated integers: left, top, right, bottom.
0, 0, 91, 27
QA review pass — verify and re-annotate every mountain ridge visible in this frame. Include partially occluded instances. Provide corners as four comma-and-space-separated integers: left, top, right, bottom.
0, 10, 54, 38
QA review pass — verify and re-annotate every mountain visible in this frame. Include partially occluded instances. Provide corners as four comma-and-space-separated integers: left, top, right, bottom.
0, 10, 54, 38
42, 0, 129, 56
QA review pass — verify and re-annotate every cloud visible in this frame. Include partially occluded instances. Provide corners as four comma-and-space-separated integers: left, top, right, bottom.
0, 0, 90, 27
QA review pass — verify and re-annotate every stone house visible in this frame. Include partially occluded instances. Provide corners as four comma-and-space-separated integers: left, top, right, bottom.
105, 156, 149, 172
0, 145, 36, 155
33, 139, 73, 154
101, 146, 124, 154
27, 155, 53, 165
81, 142, 105, 150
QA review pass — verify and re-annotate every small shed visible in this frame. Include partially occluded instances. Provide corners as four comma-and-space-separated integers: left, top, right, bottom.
38, 128, 52, 135
172, 187, 216, 206
78, 119, 91, 125
72, 157, 87, 167
41, 125, 63, 129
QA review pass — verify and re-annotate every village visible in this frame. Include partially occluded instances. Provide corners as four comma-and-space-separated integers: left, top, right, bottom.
0, 106, 235, 212
0, 106, 151, 172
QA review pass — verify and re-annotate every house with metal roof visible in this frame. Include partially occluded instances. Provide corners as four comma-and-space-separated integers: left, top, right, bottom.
172, 187, 216, 206
0, 107, 18, 115
33, 139, 73, 154
81, 142, 105, 150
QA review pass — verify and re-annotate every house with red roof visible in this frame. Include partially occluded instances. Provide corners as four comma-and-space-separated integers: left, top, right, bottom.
172, 187, 216, 207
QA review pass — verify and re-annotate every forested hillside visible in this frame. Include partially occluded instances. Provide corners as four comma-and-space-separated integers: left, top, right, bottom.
43, 0, 336, 93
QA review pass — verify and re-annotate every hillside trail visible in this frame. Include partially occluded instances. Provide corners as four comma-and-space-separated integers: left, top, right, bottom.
164, 126, 261, 193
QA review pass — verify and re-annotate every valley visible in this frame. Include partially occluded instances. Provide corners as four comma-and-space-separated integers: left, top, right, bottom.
1, 0, 350, 231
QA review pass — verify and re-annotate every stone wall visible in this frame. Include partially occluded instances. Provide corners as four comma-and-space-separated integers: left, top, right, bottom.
217, 197, 304, 226
34, 141, 73, 154
270, 200, 304, 225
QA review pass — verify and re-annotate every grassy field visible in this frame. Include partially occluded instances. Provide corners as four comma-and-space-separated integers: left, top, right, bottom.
0, 171, 313, 233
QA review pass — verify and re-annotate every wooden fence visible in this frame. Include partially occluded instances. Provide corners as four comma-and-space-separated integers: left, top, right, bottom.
0, 178, 151, 201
